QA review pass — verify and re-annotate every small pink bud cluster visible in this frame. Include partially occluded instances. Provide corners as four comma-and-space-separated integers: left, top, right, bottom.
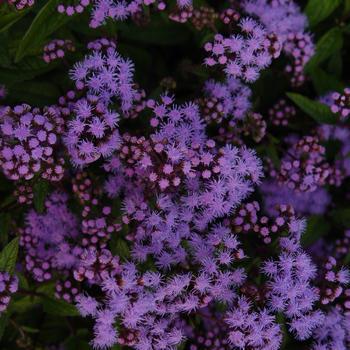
330, 88, 350, 120
57, 0, 90, 16
43, 39, 75, 63
284, 32, 314, 87
87, 38, 117, 52
73, 248, 120, 283
13, 183, 33, 205
219, 8, 240, 25
216, 113, 266, 145
268, 99, 296, 126
270, 135, 343, 192
320, 256, 350, 305
231, 201, 295, 244
55, 278, 80, 303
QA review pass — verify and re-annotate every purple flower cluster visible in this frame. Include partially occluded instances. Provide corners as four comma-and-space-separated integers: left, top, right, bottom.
0, 105, 65, 181
70, 45, 135, 110
2, 0, 350, 348
330, 88, 350, 120
204, 18, 281, 82
0, 272, 18, 313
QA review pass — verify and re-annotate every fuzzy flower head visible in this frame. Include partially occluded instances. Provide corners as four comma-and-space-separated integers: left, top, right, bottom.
64, 94, 121, 167
204, 17, 282, 83
0, 104, 65, 181
70, 46, 136, 111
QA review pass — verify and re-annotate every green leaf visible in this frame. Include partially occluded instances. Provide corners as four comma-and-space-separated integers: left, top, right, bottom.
331, 208, 350, 227
309, 67, 345, 95
15, 0, 71, 62
0, 213, 11, 246
302, 216, 330, 247
0, 312, 10, 341
33, 180, 49, 213
43, 297, 79, 317
287, 92, 335, 124
306, 28, 343, 72
8, 80, 60, 106
0, 237, 19, 274
305, 0, 342, 27
0, 10, 29, 34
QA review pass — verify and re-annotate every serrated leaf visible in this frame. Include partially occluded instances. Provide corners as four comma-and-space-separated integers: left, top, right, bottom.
287, 92, 335, 124
15, 0, 71, 62
302, 216, 330, 247
306, 28, 343, 72
305, 0, 342, 27
0, 237, 19, 274
43, 297, 79, 317
33, 180, 49, 213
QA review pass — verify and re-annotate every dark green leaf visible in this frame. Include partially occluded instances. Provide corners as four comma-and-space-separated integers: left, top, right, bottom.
0, 312, 10, 341
302, 216, 330, 247
0, 10, 29, 34
8, 80, 60, 106
0, 213, 10, 246
306, 28, 343, 72
33, 180, 49, 213
43, 297, 79, 317
331, 208, 350, 227
305, 0, 342, 27
0, 237, 19, 274
287, 92, 335, 124
309, 67, 345, 94
15, 0, 71, 62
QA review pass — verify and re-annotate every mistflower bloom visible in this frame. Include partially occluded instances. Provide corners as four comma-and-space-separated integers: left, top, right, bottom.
63, 94, 121, 166
204, 17, 281, 82
70, 46, 136, 111
0, 104, 65, 181
269, 135, 343, 193
198, 77, 252, 124
261, 180, 331, 216
0, 272, 18, 313
311, 308, 350, 350
19, 192, 80, 282
43, 39, 75, 63
262, 234, 324, 340
225, 297, 282, 350
89, 0, 192, 28
244, 0, 314, 87
330, 88, 350, 120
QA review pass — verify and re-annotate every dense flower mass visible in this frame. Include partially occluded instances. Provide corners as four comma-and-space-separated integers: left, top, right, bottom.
0, 0, 349, 349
